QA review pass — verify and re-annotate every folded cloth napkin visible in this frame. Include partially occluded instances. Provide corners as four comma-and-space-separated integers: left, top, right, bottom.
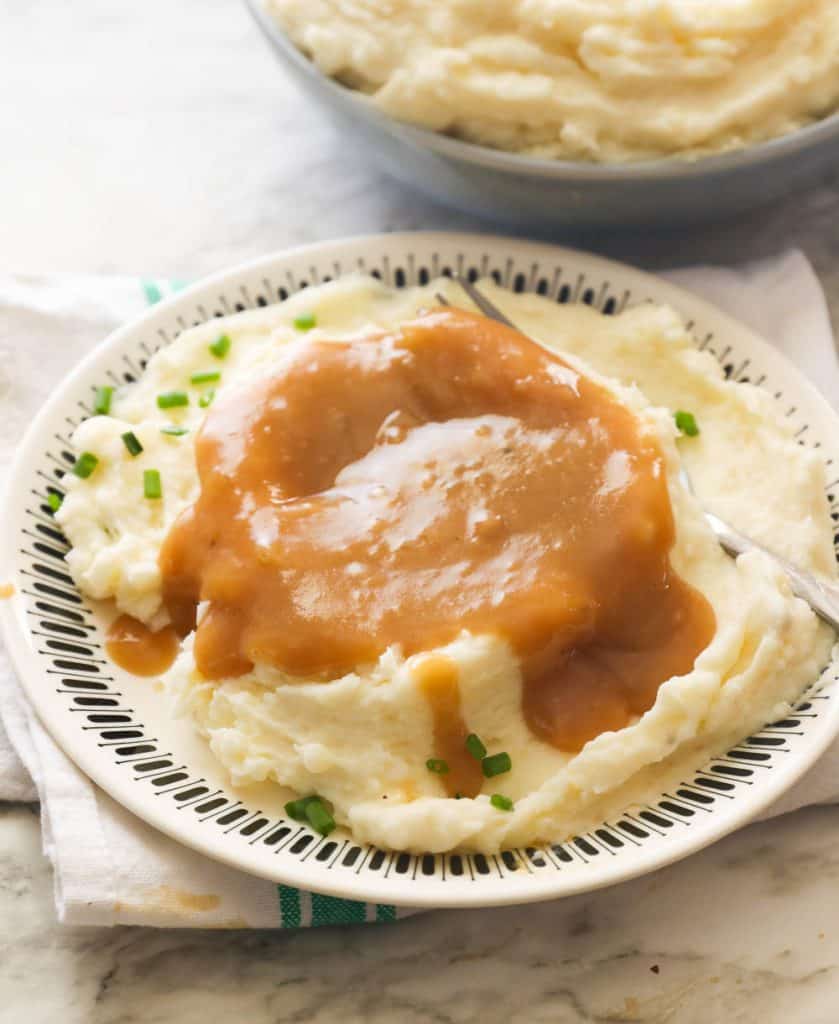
2, 252, 839, 928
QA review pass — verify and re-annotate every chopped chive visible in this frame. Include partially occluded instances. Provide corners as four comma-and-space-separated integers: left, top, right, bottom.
143, 469, 162, 500
209, 333, 231, 359
454, 792, 464, 800
93, 385, 114, 415
465, 733, 487, 761
72, 452, 99, 479
674, 410, 699, 437
121, 431, 143, 457
285, 794, 336, 836
426, 758, 449, 775
293, 313, 317, 331
47, 492, 63, 513
482, 752, 512, 778
190, 370, 221, 385
157, 390, 189, 409
284, 795, 319, 822
305, 797, 336, 837
160, 425, 188, 437
198, 388, 215, 408
490, 793, 514, 812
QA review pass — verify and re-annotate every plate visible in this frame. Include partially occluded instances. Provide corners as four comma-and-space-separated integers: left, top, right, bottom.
3, 232, 839, 908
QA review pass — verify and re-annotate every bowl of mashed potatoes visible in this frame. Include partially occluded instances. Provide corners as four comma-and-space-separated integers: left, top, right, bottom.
248, 0, 839, 227
3, 234, 839, 905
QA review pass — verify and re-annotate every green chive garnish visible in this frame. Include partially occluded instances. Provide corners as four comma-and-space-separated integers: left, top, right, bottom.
190, 370, 221, 385
284, 794, 336, 836
198, 389, 215, 408
72, 452, 99, 479
143, 469, 162, 499
465, 733, 487, 761
121, 431, 143, 457
157, 391, 189, 409
482, 752, 512, 778
209, 334, 231, 359
426, 758, 449, 775
305, 797, 336, 837
160, 425, 188, 437
284, 796, 319, 822
293, 313, 317, 331
674, 410, 699, 437
47, 492, 63, 513
490, 794, 513, 812
93, 385, 114, 415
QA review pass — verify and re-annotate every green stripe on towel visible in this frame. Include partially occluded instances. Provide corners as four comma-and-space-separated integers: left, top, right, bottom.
278, 885, 301, 928
142, 279, 163, 305
311, 893, 367, 927
277, 885, 398, 928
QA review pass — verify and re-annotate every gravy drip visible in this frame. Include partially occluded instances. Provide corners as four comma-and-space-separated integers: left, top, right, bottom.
412, 654, 484, 798
106, 614, 179, 677
159, 308, 715, 752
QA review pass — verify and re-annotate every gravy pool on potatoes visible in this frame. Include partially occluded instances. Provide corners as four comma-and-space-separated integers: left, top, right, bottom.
154, 308, 714, 771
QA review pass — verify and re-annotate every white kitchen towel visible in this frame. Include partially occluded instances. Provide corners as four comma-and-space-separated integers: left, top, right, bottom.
1, 252, 839, 928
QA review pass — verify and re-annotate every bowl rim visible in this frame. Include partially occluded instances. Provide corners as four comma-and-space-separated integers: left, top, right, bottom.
246, 0, 839, 183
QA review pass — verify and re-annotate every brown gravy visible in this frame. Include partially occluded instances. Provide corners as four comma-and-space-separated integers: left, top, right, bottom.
159, 308, 715, 754
106, 614, 179, 677
413, 655, 484, 798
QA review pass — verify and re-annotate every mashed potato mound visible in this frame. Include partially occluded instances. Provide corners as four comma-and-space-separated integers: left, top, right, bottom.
265, 0, 839, 162
58, 276, 836, 852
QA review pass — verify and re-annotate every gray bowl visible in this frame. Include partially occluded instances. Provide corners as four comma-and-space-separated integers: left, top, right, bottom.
246, 0, 839, 229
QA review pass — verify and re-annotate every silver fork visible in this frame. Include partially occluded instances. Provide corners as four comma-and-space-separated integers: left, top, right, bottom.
438, 276, 839, 633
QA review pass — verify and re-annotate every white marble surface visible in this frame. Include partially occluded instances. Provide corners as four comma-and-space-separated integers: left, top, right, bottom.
3, 1, 839, 1020
4, 799, 839, 1023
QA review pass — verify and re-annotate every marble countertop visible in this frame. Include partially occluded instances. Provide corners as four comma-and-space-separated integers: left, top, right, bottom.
4, 798, 839, 1024
3, 1, 839, 1021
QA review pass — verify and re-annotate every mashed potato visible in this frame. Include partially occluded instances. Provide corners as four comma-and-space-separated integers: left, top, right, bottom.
265, 0, 839, 162
58, 277, 836, 852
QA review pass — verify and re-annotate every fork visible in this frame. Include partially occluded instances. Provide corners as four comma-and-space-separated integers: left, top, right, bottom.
437, 276, 839, 633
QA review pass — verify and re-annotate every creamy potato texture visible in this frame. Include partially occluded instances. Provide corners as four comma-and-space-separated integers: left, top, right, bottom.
58, 277, 836, 852
266, 0, 839, 162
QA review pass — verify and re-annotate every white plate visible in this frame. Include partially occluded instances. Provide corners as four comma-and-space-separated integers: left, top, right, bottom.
3, 232, 839, 908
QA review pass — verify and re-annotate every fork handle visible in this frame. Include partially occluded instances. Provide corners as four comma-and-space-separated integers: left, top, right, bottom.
706, 511, 839, 633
